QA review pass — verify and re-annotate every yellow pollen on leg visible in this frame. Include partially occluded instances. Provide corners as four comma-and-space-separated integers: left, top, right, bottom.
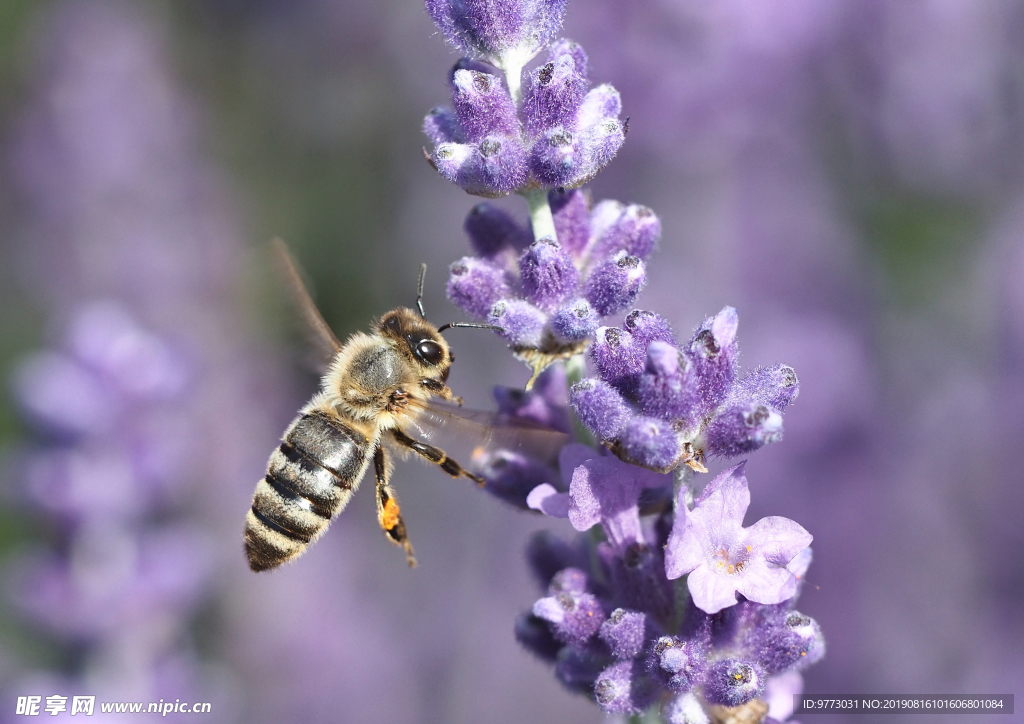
382, 498, 402, 530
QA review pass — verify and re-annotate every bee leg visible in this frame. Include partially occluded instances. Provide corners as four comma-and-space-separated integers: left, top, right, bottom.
419, 377, 461, 404
373, 445, 417, 567
390, 429, 486, 488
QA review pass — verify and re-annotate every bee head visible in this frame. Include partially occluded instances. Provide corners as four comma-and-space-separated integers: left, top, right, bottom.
379, 308, 451, 372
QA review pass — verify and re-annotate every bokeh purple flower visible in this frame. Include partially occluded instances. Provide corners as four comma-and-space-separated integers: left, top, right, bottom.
1, 1, 289, 714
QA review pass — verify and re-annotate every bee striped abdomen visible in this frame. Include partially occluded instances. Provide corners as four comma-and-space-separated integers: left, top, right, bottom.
245, 411, 370, 571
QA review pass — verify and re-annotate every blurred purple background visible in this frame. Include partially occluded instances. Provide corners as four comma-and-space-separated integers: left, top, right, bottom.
0, 0, 1021, 722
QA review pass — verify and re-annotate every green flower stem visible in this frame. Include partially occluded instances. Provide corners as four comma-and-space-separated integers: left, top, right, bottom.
524, 186, 558, 243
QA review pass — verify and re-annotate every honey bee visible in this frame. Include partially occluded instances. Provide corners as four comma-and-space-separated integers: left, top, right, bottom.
245, 241, 566, 572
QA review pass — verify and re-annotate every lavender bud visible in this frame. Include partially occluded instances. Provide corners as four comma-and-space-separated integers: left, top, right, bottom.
624, 309, 676, 347
464, 202, 532, 257
574, 84, 626, 180
664, 693, 710, 724
425, 0, 568, 62
447, 57, 499, 85
646, 636, 707, 694
580, 119, 627, 184
515, 612, 562, 661
593, 204, 661, 261
475, 449, 555, 508
494, 365, 571, 432
733, 364, 800, 412
549, 567, 589, 595
687, 307, 739, 414
704, 401, 784, 458
579, 83, 622, 124
570, 378, 631, 440
523, 54, 587, 137
448, 257, 511, 318
747, 611, 825, 674
583, 251, 647, 317
590, 326, 645, 395
488, 299, 547, 346
637, 341, 699, 423
589, 198, 626, 242
532, 591, 606, 647
526, 530, 587, 588
519, 239, 580, 311
434, 135, 529, 196
548, 38, 588, 79
423, 106, 464, 145
451, 69, 518, 142
529, 126, 582, 188
702, 659, 766, 707
551, 298, 600, 341
599, 541, 674, 622
619, 416, 682, 471
594, 660, 659, 715
549, 187, 591, 256
474, 135, 529, 195
598, 608, 650, 660
555, 646, 606, 695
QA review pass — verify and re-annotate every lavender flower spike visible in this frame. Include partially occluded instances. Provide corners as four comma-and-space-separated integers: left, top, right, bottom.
425, 0, 568, 66
665, 463, 812, 614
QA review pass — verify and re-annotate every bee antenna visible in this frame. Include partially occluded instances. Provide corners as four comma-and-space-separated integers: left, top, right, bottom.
415, 263, 427, 318
437, 322, 504, 334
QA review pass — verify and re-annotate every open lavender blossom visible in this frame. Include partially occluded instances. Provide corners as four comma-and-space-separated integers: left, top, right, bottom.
665, 463, 812, 614
572, 306, 800, 473
518, 454, 821, 717
424, 4, 626, 198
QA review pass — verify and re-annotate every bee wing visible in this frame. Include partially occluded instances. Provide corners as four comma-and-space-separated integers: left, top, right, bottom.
271, 238, 342, 369
403, 398, 570, 469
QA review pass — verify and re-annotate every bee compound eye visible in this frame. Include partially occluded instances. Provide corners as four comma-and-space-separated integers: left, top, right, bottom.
415, 339, 444, 366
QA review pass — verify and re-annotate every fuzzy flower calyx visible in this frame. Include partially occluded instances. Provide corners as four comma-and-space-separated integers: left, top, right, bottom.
448, 190, 657, 381
425, 0, 568, 66
572, 305, 799, 473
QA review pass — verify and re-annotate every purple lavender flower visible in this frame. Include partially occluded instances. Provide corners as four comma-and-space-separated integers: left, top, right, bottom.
574, 306, 799, 473
417, 0, 826, 718
592, 659, 659, 714
519, 453, 820, 718
663, 692, 710, 724
425, 0, 626, 197
447, 190, 659, 382
703, 658, 766, 707
665, 464, 812, 614
424, 0, 568, 66
646, 635, 707, 693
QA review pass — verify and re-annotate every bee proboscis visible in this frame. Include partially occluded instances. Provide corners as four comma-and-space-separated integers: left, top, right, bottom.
245, 241, 566, 571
